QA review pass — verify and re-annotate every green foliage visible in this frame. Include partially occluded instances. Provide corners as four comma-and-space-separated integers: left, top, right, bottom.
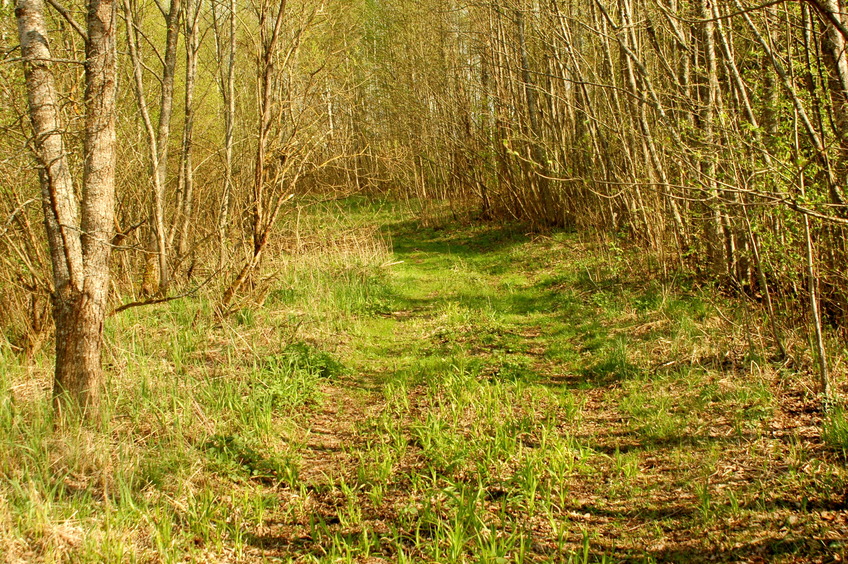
268, 341, 347, 380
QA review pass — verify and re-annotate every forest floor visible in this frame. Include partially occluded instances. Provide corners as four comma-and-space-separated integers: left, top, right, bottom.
2, 198, 848, 562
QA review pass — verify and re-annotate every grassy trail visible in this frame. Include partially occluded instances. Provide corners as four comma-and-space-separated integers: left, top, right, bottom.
254, 215, 848, 562
1, 201, 846, 562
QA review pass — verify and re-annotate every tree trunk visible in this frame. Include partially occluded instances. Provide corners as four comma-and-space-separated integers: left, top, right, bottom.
173, 0, 201, 260
124, 0, 181, 296
213, 0, 237, 269
17, 0, 117, 416
152, 0, 182, 293
222, 0, 286, 307
516, 7, 553, 225
819, 0, 848, 208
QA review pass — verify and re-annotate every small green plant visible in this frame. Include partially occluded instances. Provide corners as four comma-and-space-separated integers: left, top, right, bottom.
234, 307, 256, 327
694, 480, 713, 522
611, 447, 639, 480
620, 389, 688, 442
726, 488, 741, 515
582, 337, 641, 383
275, 341, 346, 379
203, 434, 297, 485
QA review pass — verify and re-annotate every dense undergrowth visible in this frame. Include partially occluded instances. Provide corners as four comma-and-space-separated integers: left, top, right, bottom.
0, 197, 846, 562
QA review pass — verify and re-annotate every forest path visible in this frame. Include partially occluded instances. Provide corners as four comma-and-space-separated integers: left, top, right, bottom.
297, 220, 576, 487
253, 217, 847, 563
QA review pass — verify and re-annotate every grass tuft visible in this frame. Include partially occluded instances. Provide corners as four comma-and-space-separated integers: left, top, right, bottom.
823, 405, 848, 454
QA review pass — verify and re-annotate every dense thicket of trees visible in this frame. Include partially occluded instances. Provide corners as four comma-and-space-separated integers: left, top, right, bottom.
352, 0, 848, 394
2, 0, 848, 409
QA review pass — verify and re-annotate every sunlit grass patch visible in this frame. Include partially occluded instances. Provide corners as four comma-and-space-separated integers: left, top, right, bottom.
580, 336, 642, 386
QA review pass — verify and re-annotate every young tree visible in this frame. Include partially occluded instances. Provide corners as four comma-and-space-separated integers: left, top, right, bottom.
220, 0, 288, 308
16, 0, 117, 415
212, 0, 237, 268
124, 0, 181, 296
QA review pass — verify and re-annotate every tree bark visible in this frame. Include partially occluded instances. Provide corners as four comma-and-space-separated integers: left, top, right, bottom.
819, 0, 848, 208
173, 0, 201, 259
152, 0, 181, 293
221, 0, 286, 307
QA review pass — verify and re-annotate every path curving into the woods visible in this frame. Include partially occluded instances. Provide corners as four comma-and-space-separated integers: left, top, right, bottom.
248, 218, 847, 563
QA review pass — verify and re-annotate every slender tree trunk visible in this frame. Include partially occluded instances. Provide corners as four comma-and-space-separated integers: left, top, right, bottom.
696, 0, 728, 276
124, 0, 181, 295
800, 170, 830, 398
736, 1, 831, 169
253, 0, 286, 256
222, 0, 286, 307
516, 7, 552, 224
819, 0, 848, 208
213, 0, 237, 268
153, 0, 181, 293
173, 0, 201, 259
714, 3, 759, 131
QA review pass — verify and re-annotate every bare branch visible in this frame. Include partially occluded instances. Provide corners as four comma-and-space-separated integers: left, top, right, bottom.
44, 0, 86, 40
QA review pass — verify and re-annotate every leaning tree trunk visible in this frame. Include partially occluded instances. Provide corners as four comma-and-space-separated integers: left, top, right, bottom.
819, 0, 848, 207
152, 0, 181, 294
16, 0, 117, 416
172, 0, 202, 259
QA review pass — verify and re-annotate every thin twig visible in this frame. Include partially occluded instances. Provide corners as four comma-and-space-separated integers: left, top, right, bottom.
44, 0, 86, 40
109, 268, 220, 316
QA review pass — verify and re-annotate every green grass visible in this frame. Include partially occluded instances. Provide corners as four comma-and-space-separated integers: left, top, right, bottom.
824, 406, 848, 454
0, 196, 845, 562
